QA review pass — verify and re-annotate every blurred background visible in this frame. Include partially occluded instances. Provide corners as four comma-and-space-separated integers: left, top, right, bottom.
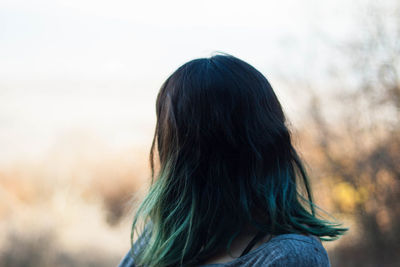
1, 0, 399, 266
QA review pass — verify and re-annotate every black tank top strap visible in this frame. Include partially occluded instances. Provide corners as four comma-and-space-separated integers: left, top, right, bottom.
239, 231, 269, 257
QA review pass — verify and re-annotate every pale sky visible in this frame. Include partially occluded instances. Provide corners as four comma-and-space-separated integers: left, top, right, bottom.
0, 0, 362, 164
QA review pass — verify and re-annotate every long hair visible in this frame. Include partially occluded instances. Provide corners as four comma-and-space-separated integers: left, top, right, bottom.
130, 53, 347, 266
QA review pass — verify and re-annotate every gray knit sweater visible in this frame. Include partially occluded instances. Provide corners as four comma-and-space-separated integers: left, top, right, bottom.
118, 232, 331, 267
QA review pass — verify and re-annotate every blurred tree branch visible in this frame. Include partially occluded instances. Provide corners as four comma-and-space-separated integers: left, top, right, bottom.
303, 1, 400, 266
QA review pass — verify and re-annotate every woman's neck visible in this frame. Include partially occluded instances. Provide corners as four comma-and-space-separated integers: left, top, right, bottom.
199, 224, 272, 265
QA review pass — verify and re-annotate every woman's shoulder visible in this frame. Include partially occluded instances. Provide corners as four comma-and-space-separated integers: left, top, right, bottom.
118, 250, 135, 267
118, 232, 331, 267
118, 224, 153, 267
263, 234, 330, 266
244, 233, 330, 267
202, 233, 330, 267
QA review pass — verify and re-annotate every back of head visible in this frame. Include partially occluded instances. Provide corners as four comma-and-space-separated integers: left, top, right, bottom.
131, 53, 347, 267
155, 54, 287, 173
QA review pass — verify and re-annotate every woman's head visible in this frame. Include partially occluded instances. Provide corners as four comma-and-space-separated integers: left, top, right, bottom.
132, 53, 347, 267
153, 54, 287, 174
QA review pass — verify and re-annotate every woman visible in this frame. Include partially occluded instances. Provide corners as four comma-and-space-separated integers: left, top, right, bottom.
118, 53, 347, 267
